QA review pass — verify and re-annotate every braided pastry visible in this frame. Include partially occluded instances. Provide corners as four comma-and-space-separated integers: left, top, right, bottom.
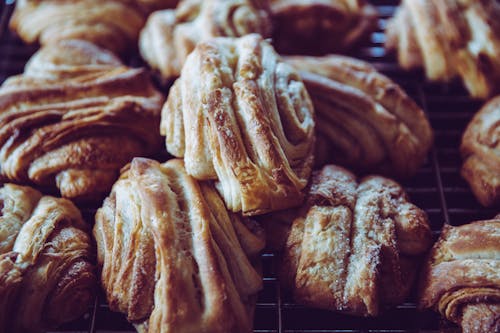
0, 39, 163, 201
0, 183, 96, 332
139, 0, 271, 80
386, 0, 500, 99
461, 96, 500, 207
285, 55, 433, 178
270, 0, 377, 55
281, 165, 432, 316
94, 158, 265, 333
162, 34, 315, 216
419, 217, 500, 333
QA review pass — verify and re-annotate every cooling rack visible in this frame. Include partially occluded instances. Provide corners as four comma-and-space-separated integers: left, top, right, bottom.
0, 0, 497, 332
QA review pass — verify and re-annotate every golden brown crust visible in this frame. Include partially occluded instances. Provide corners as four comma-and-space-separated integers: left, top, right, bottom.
285, 55, 433, 178
0, 39, 163, 201
419, 219, 500, 332
139, 0, 271, 80
461, 96, 500, 207
94, 157, 265, 333
270, 0, 377, 55
282, 165, 432, 316
0, 183, 96, 332
386, 0, 500, 99
9, 0, 164, 55
161, 34, 315, 216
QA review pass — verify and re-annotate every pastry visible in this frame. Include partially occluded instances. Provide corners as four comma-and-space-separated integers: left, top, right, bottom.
386, 0, 500, 99
139, 0, 271, 80
419, 217, 500, 333
281, 165, 432, 316
270, 0, 377, 55
94, 157, 265, 333
461, 96, 500, 207
0, 39, 163, 201
161, 34, 315, 216
285, 55, 433, 178
0, 183, 96, 333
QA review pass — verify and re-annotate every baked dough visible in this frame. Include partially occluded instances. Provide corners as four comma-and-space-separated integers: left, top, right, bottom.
0, 39, 163, 201
0, 183, 96, 332
281, 165, 432, 316
386, 0, 500, 99
285, 55, 433, 178
162, 34, 315, 216
270, 0, 377, 55
94, 157, 265, 333
419, 217, 500, 333
139, 0, 271, 80
461, 96, 500, 207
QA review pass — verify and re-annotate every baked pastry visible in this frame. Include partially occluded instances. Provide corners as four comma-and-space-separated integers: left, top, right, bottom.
9, 0, 168, 55
0, 39, 163, 201
162, 34, 315, 216
461, 96, 500, 207
285, 55, 433, 178
94, 157, 265, 333
139, 0, 271, 80
419, 217, 500, 333
270, 0, 377, 55
0, 183, 96, 332
281, 165, 433, 316
386, 0, 500, 99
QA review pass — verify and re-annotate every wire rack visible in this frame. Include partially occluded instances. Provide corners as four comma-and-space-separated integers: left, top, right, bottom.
0, 1, 497, 332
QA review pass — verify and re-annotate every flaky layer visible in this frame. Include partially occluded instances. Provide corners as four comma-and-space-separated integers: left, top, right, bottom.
461, 96, 500, 207
0, 39, 163, 201
161, 34, 315, 216
386, 0, 500, 99
270, 0, 377, 55
285, 55, 433, 178
139, 0, 271, 80
419, 219, 500, 332
281, 165, 432, 316
94, 158, 265, 333
0, 183, 96, 332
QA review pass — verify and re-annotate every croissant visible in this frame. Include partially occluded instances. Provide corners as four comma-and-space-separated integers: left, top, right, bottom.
94, 157, 265, 333
281, 165, 433, 316
386, 0, 500, 99
0, 183, 96, 333
419, 217, 500, 333
284, 55, 433, 178
270, 0, 377, 55
139, 0, 271, 80
461, 96, 500, 207
161, 34, 315, 215
0, 39, 163, 201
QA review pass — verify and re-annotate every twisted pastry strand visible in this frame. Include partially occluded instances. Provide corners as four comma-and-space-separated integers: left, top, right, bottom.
162, 34, 315, 215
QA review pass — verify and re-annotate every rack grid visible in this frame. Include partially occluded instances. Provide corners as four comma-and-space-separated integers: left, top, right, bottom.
0, 1, 497, 332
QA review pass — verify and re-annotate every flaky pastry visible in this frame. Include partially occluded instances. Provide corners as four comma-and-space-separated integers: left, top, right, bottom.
139, 0, 271, 80
162, 34, 315, 216
281, 165, 432, 316
419, 217, 500, 333
386, 0, 500, 99
0, 39, 163, 201
285, 55, 433, 178
9, 0, 178, 55
270, 0, 377, 55
461, 96, 500, 207
0, 183, 96, 332
94, 158, 265, 333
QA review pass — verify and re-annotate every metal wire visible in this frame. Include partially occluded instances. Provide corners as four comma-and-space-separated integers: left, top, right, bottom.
0, 1, 496, 332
